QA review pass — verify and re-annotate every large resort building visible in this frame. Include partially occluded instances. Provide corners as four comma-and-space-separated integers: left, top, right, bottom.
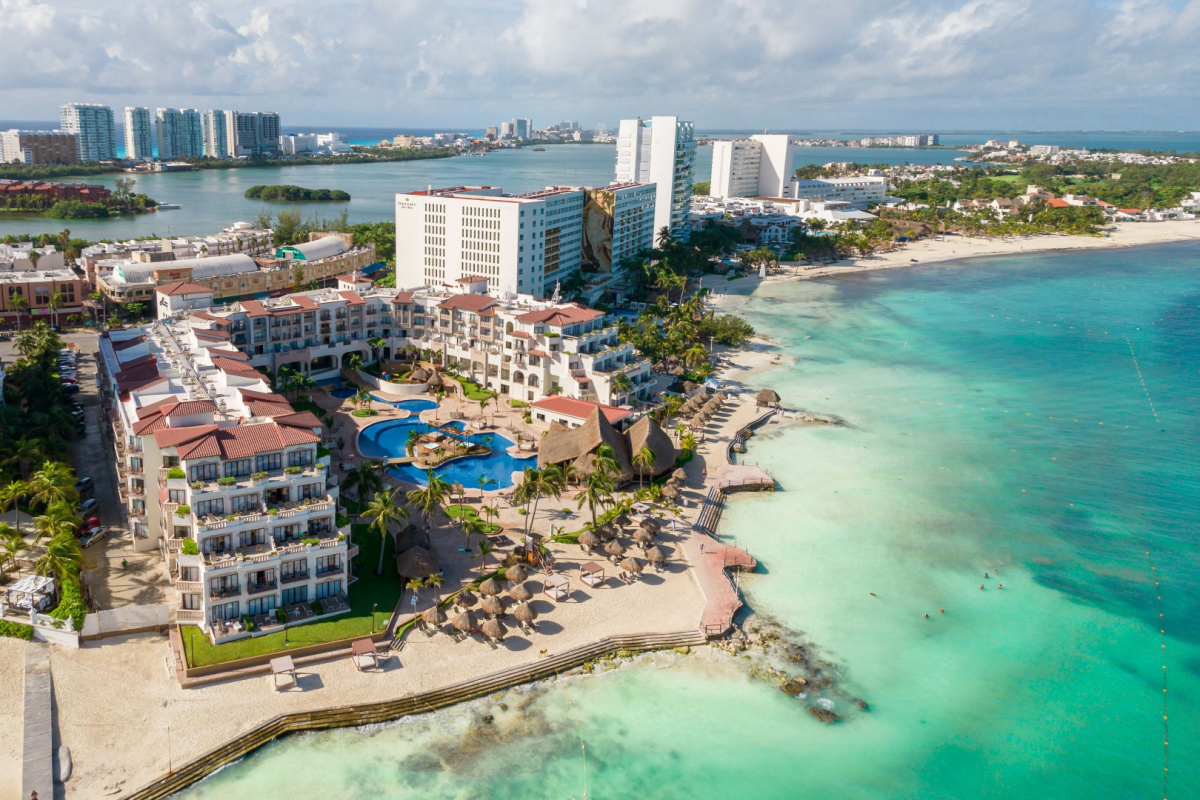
98, 319, 351, 640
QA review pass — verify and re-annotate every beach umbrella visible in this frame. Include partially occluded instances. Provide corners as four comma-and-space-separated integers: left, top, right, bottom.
611, 512, 633, 528
513, 602, 538, 624
640, 517, 661, 532
481, 618, 507, 641
452, 610, 476, 633
481, 595, 505, 617
455, 589, 478, 608
508, 582, 533, 603
504, 564, 528, 584
715, 391, 728, 402
411, 367, 430, 382
604, 540, 626, 558
421, 605, 447, 626
620, 556, 643, 574
646, 546, 666, 563
597, 523, 618, 541
661, 484, 680, 500
633, 527, 655, 546
578, 529, 601, 549
756, 388, 781, 407
478, 577, 502, 597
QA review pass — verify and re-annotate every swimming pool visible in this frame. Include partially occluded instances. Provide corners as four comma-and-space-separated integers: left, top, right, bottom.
329, 388, 437, 413
356, 418, 532, 489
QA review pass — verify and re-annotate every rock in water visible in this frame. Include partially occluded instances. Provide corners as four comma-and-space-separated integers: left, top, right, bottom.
808, 706, 840, 724
780, 679, 807, 696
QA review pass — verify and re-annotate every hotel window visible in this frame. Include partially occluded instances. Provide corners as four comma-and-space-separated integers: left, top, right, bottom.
194, 499, 225, 517
256, 453, 282, 472
224, 459, 251, 478
282, 586, 308, 605
231, 493, 260, 513
189, 463, 218, 482
168, 489, 186, 504
315, 580, 342, 599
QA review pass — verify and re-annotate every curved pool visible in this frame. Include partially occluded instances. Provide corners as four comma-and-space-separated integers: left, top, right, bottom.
329, 388, 437, 414
356, 418, 531, 489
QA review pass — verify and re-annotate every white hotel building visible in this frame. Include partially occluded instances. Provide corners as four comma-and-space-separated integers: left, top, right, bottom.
787, 176, 888, 207
615, 116, 696, 240
395, 185, 584, 298
709, 135, 795, 199
98, 313, 351, 641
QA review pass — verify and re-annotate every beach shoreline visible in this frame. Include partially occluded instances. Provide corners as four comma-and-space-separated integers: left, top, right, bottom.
707, 220, 1200, 300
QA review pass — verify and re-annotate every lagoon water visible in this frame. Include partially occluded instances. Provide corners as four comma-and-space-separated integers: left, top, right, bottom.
173, 242, 1200, 799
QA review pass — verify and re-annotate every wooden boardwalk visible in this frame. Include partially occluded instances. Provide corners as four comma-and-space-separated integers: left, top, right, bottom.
22, 644, 54, 800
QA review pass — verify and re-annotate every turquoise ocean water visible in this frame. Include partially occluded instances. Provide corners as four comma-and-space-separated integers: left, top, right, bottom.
174, 243, 1200, 799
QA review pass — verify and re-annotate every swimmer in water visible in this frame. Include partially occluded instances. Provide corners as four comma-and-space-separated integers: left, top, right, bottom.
998, 584, 1003, 589
924, 613, 930, 619
939, 608, 944, 614
980, 584, 985, 590
984, 572, 990, 578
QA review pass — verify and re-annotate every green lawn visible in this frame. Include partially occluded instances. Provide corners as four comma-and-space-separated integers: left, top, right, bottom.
444, 503, 501, 533
180, 523, 403, 668
452, 375, 495, 401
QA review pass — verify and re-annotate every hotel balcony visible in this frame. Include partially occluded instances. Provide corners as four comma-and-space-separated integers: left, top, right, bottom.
209, 584, 241, 600
246, 579, 278, 596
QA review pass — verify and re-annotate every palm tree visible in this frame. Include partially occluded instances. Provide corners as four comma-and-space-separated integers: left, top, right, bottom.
680, 431, 698, 455
594, 443, 620, 483
480, 503, 499, 530
547, 383, 563, 396
33, 501, 80, 545
476, 472, 495, 501
346, 352, 365, 373
406, 469, 451, 533
0, 480, 33, 536
656, 226, 673, 248
517, 466, 564, 536
478, 393, 491, 420
367, 336, 386, 364
30, 461, 78, 509
354, 388, 372, 412
0, 523, 27, 575
363, 487, 409, 575
632, 445, 656, 489
424, 572, 444, 606
14, 330, 38, 358
576, 469, 614, 531
35, 532, 82, 584
292, 372, 317, 402
3, 440, 44, 480
472, 537, 495, 574
48, 292, 65, 329
406, 428, 423, 457
10, 294, 28, 332
683, 344, 709, 371
276, 366, 299, 399
342, 460, 385, 508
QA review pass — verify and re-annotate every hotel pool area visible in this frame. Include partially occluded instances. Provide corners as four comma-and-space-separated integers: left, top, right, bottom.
329, 386, 438, 413
355, 418, 531, 489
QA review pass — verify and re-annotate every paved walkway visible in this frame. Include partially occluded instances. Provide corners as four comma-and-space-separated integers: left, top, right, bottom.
22, 644, 53, 800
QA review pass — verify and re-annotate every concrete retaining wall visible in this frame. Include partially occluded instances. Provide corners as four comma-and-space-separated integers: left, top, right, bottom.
351, 369, 430, 396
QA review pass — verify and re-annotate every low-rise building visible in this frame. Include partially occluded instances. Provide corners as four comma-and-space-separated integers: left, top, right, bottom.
787, 176, 887, 207
0, 266, 88, 326
0, 129, 79, 165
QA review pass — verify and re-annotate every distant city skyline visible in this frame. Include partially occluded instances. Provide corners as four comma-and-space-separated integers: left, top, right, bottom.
1, 1, 1198, 130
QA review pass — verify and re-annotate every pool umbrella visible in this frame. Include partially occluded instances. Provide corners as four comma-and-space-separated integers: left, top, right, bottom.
421, 605, 447, 626
412, 367, 430, 382
504, 564, 528, 584
481, 618, 507, 641
481, 595, 505, 617
455, 589, 478, 608
620, 556, 644, 574
640, 518, 661, 532
578, 529, 601, 549
478, 577, 502, 597
513, 602, 537, 624
508, 582, 533, 603
452, 610, 476, 633
646, 546, 666, 563
611, 512, 632, 528
597, 523, 618, 541
633, 528, 655, 547
604, 540, 626, 558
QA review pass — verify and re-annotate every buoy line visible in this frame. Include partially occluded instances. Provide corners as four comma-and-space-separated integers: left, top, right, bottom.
1123, 335, 1162, 427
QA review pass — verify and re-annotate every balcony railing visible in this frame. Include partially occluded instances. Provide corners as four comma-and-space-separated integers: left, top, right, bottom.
209, 585, 240, 599
280, 571, 309, 585
246, 580, 278, 596
315, 563, 343, 577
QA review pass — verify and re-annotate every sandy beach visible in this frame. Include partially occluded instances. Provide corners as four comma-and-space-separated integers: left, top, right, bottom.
711, 220, 1200, 293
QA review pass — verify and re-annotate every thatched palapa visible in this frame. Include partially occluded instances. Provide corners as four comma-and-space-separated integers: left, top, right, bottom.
537, 407, 633, 481
756, 388, 781, 407
421, 605, 447, 626
395, 546, 439, 578
626, 416, 677, 479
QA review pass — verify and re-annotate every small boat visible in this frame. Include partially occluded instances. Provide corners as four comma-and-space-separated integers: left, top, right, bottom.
156, 203, 181, 210
532, 147, 545, 151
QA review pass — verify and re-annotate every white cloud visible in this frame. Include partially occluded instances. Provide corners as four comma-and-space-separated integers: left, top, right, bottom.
0, 0, 1197, 128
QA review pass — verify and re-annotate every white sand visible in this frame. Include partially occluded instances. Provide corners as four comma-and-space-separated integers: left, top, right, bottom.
0, 638, 24, 800
709, 220, 1200, 295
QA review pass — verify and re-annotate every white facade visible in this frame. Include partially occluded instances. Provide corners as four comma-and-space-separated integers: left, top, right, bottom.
224, 111, 281, 158
202, 110, 231, 159
615, 116, 696, 241
59, 103, 117, 162
280, 133, 351, 156
156, 109, 204, 160
395, 186, 584, 298
752, 134, 795, 198
123, 107, 154, 161
787, 176, 887, 207
710, 140, 763, 198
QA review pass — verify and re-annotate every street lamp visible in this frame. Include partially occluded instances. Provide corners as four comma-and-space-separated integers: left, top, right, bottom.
371, 602, 378, 633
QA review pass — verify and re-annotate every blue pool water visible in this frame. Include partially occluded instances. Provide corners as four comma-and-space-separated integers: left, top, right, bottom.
328, 388, 437, 414
356, 418, 531, 489
329, 387, 356, 399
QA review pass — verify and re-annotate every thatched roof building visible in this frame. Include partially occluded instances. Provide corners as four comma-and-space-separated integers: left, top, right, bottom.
756, 388, 781, 407
626, 416, 676, 478
537, 408, 633, 482
395, 546, 439, 577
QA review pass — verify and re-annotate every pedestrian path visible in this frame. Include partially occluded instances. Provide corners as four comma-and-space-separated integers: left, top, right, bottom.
23, 644, 53, 800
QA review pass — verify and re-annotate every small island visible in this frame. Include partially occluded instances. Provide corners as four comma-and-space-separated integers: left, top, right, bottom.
245, 184, 351, 202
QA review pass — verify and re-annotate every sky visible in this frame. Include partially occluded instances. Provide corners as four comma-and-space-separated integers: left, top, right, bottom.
2, 0, 1199, 131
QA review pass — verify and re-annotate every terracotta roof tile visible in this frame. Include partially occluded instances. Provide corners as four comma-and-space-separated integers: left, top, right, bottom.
154, 424, 219, 449
338, 291, 366, 306
514, 305, 604, 326
112, 335, 147, 352
531, 396, 630, 424
392, 292, 415, 304
156, 281, 212, 296
438, 294, 497, 312
213, 356, 260, 376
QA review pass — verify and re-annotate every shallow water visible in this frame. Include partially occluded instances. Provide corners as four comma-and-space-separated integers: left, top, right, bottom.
174, 243, 1200, 798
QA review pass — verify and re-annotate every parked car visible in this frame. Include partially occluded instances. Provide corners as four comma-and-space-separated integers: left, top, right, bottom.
0, 333, 11, 342
76, 520, 100, 536
75, 476, 93, 492
79, 498, 98, 514
79, 527, 108, 548
61, 384, 80, 394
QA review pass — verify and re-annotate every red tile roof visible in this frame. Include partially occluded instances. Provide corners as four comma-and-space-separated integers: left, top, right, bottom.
189, 312, 232, 326
438, 294, 497, 312
338, 273, 371, 283
212, 356, 261, 376
239, 300, 269, 317
172, 421, 321, 460
509, 330, 531, 339
238, 388, 289, 404
153, 424, 219, 449
531, 396, 630, 424
455, 275, 488, 283
210, 347, 250, 362
290, 295, 318, 310
157, 281, 212, 296
514, 305, 604, 326
273, 411, 323, 429
112, 335, 147, 352
338, 291, 366, 306
392, 292, 415, 304
1045, 198, 1070, 208
192, 328, 230, 341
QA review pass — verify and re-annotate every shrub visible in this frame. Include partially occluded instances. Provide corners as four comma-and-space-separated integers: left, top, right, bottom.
192, 481, 202, 490
335, 513, 350, 528
181, 539, 199, 555
336, 532, 346, 541
302, 537, 321, 545
312, 600, 323, 615
518, 508, 527, 515
284, 466, 303, 475
175, 505, 191, 517
0, 620, 34, 640
276, 608, 287, 624
217, 477, 236, 486
49, 573, 86, 631
267, 508, 279, 515
226, 514, 237, 521
167, 467, 186, 479
252, 471, 268, 481
242, 614, 254, 632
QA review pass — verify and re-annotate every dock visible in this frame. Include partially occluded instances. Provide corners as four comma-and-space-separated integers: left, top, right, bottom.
22, 644, 54, 800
